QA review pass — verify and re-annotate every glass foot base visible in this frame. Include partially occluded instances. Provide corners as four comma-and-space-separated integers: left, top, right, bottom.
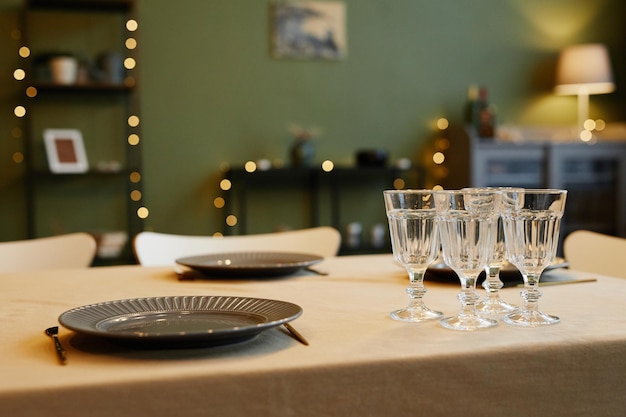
503, 310, 560, 327
476, 298, 518, 315
390, 307, 443, 323
440, 314, 498, 331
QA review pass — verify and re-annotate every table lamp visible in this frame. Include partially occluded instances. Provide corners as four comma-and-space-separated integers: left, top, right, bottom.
555, 43, 615, 134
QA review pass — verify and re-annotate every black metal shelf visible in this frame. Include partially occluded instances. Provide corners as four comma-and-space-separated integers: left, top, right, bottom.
19, 0, 142, 265
26, 0, 133, 13
31, 82, 134, 94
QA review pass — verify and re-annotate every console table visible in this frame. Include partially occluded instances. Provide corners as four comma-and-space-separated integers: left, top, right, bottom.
221, 165, 424, 254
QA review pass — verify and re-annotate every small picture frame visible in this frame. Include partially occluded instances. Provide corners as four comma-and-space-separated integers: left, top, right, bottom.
271, 1, 347, 61
43, 129, 89, 173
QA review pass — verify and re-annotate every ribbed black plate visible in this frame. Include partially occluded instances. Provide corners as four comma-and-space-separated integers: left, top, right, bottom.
425, 257, 569, 287
176, 252, 323, 277
59, 295, 302, 348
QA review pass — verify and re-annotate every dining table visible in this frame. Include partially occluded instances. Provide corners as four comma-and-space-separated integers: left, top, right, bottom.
1, 253, 625, 417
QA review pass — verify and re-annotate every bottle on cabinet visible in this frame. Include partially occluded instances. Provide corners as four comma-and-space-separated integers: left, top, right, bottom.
465, 85, 496, 138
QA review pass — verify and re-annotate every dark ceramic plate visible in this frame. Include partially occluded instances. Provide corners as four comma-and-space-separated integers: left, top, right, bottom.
175, 251, 323, 278
425, 257, 569, 287
59, 295, 302, 348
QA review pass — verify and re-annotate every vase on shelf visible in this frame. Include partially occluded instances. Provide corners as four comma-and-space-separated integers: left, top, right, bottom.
290, 138, 315, 167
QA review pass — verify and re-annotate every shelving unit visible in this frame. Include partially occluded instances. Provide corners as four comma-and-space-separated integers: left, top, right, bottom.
221, 165, 424, 255
17, 0, 143, 264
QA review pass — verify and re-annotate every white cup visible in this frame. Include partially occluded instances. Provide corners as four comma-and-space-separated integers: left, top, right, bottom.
370, 223, 386, 248
50, 56, 79, 85
346, 222, 362, 249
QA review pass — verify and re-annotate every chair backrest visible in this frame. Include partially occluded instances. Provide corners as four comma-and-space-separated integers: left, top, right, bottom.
0, 232, 97, 272
563, 230, 626, 278
133, 226, 342, 267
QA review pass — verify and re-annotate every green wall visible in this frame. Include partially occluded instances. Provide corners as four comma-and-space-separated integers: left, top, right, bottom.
2, 0, 625, 241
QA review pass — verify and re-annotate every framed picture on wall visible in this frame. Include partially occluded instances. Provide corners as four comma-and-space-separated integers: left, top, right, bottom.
43, 128, 89, 173
272, 1, 347, 61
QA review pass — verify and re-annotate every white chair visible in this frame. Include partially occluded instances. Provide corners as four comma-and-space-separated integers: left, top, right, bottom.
563, 230, 626, 278
133, 226, 342, 267
0, 232, 97, 273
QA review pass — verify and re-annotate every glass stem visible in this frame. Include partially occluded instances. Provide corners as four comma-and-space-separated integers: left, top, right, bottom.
406, 269, 427, 309
521, 273, 542, 312
482, 266, 504, 301
458, 275, 480, 315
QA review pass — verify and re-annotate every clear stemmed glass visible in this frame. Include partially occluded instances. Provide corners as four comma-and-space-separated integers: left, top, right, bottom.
464, 188, 518, 315
383, 190, 443, 322
476, 214, 519, 315
434, 189, 501, 331
501, 189, 567, 327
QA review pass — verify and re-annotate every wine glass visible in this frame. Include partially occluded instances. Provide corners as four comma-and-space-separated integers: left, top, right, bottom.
464, 188, 518, 315
501, 189, 567, 327
434, 189, 501, 331
383, 190, 443, 322
466, 187, 520, 315
476, 214, 519, 315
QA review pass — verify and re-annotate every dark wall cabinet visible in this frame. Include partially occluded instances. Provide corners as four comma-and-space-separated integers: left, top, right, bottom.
18, 0, 143, 263
470, 135, 626, 239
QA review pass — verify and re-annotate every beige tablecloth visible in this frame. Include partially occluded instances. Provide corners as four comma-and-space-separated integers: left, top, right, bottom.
1, 254, 625, 416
